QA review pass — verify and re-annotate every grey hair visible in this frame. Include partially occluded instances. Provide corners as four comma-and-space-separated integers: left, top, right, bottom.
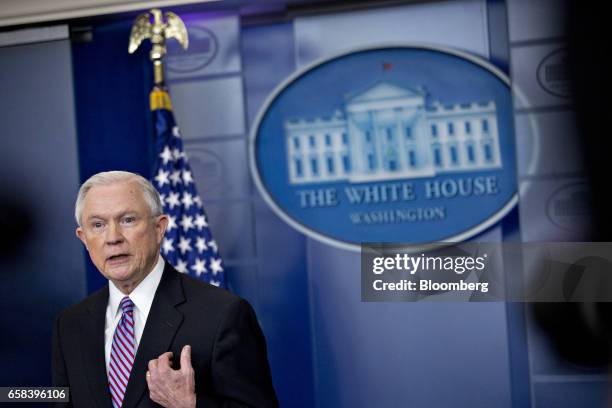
74, 171, 163, 226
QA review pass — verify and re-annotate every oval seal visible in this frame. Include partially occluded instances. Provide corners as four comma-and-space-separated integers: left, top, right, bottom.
537, 48, 571, 98
250, 45, 518, 250
167, 26, 218, 74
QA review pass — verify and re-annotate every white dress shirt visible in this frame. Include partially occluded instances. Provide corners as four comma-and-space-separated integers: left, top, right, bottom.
104, 255, 165, 374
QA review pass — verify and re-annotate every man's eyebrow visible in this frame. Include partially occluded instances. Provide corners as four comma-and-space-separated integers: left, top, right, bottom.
116, 211, 139, 218
86, 211, 138, 221
86, 215, 106, 222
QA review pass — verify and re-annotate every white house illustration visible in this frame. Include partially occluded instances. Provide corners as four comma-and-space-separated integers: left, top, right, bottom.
284, 81, 502, 185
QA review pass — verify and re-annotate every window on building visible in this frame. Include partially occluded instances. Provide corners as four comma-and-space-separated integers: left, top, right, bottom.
433, 144, 442, 167
342, 132, 348, 145
365, 130, 372, 143
309, 135, 316, 148
450, 145, 459, 165
448, 122, 454, 136
293, 137, 300, 149
482, 119, 489, 133
325, 134, 332, 146
466, 144, 475, 163
465, 122, 471, 134
342, 154, 351, 172
483, 140, 493, 162
294, 158, 303, 177
311, 157, 319, 175
326, 156, 334, 174
386, 127, 395, 141
408, 149, 417, 167
431, 124, 438, 137
367, 153, 376, 170
388, 159, 398, 171
405, 126, 413, 139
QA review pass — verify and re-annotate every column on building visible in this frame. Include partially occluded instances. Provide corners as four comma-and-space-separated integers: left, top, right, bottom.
400, 106, 435, 178
346, 108, 378, 180
344, 82, 438, 182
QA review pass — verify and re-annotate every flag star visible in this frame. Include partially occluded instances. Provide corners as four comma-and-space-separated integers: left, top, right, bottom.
182, 170, 193, 185
172, 148, 184, 161
191, 258, 207, 277
175, 259, 188, 273
180, 215, 194, 232
210, 258, 223, 276
170, 170, 182, 186
194, 214, 208, 230
210, 280, 220, 287
209, 240, 218, 253
195, 237, 207, 253
159, 146, 173, 164
193, 196, 202, 208
162, 238, 174, 255
167, 215, 177, 232
182, 192, 194, 209
155, 169, 169, 187
178, 237, 192, 254
172, 126, 181, 138
159, 193, 166, 205
166, 192, 180, 209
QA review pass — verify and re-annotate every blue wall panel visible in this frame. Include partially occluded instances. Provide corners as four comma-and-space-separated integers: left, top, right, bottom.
0, 38, 85, 386
243, 22, 316, 408
71, 20, 155, 292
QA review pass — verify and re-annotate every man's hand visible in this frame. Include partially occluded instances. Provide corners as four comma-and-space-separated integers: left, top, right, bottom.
146, 345, 196, 408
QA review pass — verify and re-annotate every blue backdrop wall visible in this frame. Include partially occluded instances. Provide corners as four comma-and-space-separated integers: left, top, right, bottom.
108, 1, 521, 406
0, 1, 606, 407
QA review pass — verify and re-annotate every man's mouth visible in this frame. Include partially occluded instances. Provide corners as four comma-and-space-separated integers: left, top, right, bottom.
106, 254, 130, 264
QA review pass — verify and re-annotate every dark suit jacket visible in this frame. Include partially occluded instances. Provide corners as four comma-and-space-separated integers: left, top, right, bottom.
52, 262, 279, 407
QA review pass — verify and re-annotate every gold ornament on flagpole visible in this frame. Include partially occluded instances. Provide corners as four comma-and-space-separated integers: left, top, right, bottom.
128, 8, 189, 86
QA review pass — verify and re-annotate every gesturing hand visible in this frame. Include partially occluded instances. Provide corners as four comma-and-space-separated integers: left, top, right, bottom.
146, 345, 196, 408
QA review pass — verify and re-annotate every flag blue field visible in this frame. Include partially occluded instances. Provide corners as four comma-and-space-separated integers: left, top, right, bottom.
150, 88, 225, 287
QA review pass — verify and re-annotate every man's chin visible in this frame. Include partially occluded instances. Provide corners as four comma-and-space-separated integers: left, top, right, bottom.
104, 265, 135, 282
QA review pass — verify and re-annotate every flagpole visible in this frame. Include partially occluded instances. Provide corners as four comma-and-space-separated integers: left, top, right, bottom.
127, 9, 226, 287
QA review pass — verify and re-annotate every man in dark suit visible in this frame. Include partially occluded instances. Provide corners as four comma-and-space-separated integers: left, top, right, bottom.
53, 171, 278, 407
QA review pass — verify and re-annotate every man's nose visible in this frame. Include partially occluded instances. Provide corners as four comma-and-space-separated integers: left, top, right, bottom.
105, 221, 125, 245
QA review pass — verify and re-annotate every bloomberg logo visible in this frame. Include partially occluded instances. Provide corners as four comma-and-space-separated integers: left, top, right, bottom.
250, 45, 518, 250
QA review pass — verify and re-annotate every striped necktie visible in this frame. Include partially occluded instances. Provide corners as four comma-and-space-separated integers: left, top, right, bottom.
108, 296, 136, 408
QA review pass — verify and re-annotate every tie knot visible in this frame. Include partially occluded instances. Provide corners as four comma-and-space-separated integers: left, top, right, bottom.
120, 296, 134, 314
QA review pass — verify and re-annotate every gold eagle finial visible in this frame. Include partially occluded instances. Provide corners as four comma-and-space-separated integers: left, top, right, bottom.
128, 9, 189, 86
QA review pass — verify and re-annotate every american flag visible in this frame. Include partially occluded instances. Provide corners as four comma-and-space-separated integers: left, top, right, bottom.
150, 87, 225, 287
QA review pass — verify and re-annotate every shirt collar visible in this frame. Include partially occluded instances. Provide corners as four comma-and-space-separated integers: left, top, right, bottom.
108, 255, 165, 318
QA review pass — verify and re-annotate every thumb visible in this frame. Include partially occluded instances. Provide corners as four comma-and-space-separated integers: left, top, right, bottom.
180, 345, 193, 372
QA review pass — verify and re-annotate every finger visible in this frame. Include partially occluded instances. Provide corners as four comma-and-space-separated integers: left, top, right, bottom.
148, 359, 159, 373
180, 345, 193, 373
158, 351, 173, 360
157, 352, 174, 370
145, 371, 153, 389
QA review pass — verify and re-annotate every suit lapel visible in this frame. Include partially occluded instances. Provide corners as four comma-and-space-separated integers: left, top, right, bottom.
82, 286, 113, 408
122, 264, 186, 408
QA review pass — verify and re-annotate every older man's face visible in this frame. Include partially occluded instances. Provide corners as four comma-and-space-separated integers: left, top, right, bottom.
76, 181, 167, 293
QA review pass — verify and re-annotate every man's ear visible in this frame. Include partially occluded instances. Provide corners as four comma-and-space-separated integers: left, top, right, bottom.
154, 215, 169, 243
76, 227, 89, 251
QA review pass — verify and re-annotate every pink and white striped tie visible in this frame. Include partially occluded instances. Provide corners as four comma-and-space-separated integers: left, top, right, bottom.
108, 296, 136, 408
